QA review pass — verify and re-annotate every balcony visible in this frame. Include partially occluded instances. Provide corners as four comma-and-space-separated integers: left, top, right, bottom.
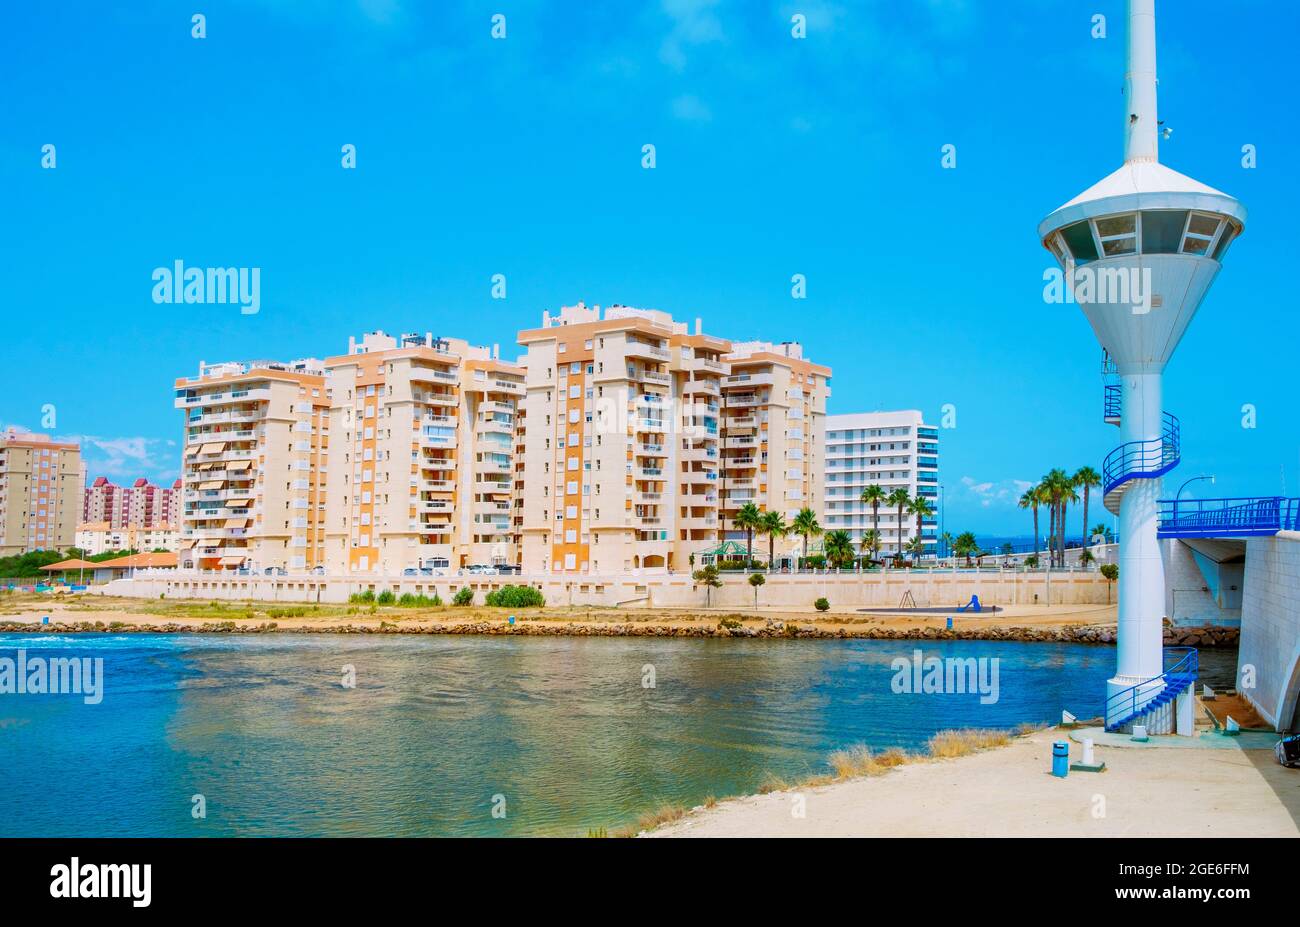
725, 393, 763, 408
175, 387, 272, 409
724, 435, 758, 449
683, 469, 718, 484
725, 373, 774, 388
725, 416, 757, 430
681, 356, 729, 375
636, 467, 665, 482
417, 499, 453, 513
475, 479, 512, 495
681, 378, 720, 396
625, 340, 670, 362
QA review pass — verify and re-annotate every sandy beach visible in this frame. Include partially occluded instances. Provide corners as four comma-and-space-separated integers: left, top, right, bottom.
0, 593, 1123, 638
651, 729, 1300, 837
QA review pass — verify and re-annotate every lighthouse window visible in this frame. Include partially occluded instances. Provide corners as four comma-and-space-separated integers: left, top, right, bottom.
1060, 221, 1099, 264
1180, 212, 1221, 255
1140, 209, 1187, 253
1211, 223, 1236, 260
1095, 213, 1137, 256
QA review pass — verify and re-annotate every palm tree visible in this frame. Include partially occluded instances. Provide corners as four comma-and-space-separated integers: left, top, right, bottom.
905, 535, 926, 564
1091, 522, 1110, 544
1018, 488, 1041, 561
1074, 466, 1101, 553
1035, 482, 1054, 566
791, 507, 821, 568
733, 503, 762, 565
940, 531, 954, 563
1041, 469, 1071, 567
886, 487, 911, 560
822, 529, 854, 569
759, 510, 788, 570
906, 495, 934, 564
861, 528, 882, 566
954, 531, 978, 567
860, 484, 886, 550
1058, 480, 1079, 567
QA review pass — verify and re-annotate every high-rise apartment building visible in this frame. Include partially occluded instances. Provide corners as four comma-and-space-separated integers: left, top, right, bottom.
174, 358, 331, 571
321, 330, 524, 573
822, 410, 939, 557
0, 429, 83, 555
718, 341, 831, 565
83, 476, 181, 529
516, 303, 732, 574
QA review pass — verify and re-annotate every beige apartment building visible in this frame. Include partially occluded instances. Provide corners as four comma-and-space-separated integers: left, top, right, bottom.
321, 331, 524, 574
174, 358, 331, 572
75, 521, 179, 556
516, 303, 740, 575
0, 429, 83, 556
719, 341, 831, 566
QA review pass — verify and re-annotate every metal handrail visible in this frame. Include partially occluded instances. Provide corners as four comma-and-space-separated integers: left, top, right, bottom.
1103, 411, 1180, 495
1103, 384, 1121, 421
1105, 647, 1197, 729
1158, 496, 1300, 537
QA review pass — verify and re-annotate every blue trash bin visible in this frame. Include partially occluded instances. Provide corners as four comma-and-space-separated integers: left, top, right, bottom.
1052, 741, 1069, 778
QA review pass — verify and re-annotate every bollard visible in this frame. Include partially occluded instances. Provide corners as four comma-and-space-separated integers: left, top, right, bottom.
1081, 738, 1095, 766
1051, 741, 1069, 778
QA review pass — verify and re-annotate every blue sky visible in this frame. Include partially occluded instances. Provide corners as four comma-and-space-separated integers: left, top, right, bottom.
2, 0, 1296, 535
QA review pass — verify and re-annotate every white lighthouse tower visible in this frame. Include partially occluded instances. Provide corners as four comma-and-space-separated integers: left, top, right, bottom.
1038, 0, 1245, 732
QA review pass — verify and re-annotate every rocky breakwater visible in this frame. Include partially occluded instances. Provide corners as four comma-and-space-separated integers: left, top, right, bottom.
0, 617, 1239, 647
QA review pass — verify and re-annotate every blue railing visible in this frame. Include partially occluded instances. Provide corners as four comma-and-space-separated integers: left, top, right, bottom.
1158, 496, 1300, 538
1105, 647, 1198, 732
1103, 411, 1180, 496
1103, 383, 1121, 421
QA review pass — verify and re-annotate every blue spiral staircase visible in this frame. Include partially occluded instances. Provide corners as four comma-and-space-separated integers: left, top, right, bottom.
1105, 647, 1198, 732
1099, 354, 1181, 516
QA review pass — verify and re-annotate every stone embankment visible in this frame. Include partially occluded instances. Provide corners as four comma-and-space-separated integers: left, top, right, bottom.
0, 617, 1240, 647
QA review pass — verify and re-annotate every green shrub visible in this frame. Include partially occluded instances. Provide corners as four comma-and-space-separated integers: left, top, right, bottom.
349, 589, 376, 604
453, 586, 474, 607
483, 585, 545, 608
376, 589, 396, 605
814, 597, 830, 612
431, 592, 444, 606
398, 593, 439, 607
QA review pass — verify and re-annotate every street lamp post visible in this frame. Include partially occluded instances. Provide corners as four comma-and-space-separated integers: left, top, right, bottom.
1174, 474, 1215, 521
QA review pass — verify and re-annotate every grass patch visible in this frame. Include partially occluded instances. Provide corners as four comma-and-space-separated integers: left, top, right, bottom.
927, 728, 1012, 758
613, 803, 688, 837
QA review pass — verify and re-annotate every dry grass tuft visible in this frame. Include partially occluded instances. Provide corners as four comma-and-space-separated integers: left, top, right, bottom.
927, 728, 1011, 758
756, 773, 790, 794
613, 802, 688, 837
827, 744, 877, 778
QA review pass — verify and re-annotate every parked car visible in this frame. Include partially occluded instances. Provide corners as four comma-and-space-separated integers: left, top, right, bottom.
263, 566, 286, 576
402, 568, 420, 577
310, 565, 326, 575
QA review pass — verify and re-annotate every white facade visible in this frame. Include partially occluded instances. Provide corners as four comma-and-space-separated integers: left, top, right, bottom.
822, 411, 938, 555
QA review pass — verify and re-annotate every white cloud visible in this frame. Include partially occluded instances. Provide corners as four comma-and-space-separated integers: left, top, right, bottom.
959, 475, 1034, 508
659, 0, 725, 72
671, 93, 713, 122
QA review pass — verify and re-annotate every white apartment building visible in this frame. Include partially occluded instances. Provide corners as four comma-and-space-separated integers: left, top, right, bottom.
822, 410, 940, 557
516, 303, 731, 574
719, 341, 831, 565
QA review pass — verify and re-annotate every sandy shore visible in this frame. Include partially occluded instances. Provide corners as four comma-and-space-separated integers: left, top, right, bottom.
651, 730, 1300, 837
0, 594, 1121, 639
